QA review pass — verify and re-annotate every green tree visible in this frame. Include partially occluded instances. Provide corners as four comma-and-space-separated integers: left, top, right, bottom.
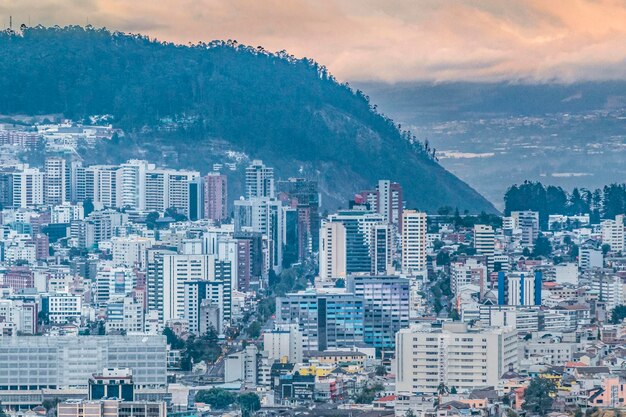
532, 234, 552, 257
247, 321, 262, 339
522, 377, 556, 416
145, 212, 160, 230
83, 198, 94, 216
610, 305, 626, 324
237, 392, 261, 417
195, 388, 236, 409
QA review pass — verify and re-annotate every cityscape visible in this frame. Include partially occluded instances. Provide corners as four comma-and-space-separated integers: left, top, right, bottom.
2, 2, 626, 417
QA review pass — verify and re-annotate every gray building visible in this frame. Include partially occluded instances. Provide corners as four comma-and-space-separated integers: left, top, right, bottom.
0, 335, 167, 408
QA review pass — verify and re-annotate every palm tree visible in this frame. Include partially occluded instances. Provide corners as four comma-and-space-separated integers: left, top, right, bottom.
437, 382, 449, 408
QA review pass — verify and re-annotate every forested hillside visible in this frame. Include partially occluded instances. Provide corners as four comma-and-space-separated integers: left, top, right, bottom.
0, 26, 497, 212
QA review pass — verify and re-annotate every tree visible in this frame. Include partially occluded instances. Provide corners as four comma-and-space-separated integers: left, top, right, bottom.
195, 388, 236, 409
335, 278, 345, 288
610, 305, 626, 324
237, 392, 261, 417
163, 327, 185, 349
602, 243, 611, 255
375, 364, 387, 376
145, 212, 160, 230
405, 410, 417, 417
247, 321, 262, 339
522, 377, 556, 416
450, 386, 457, 394
83, 198, 94, 216
532, 234, 552, 257
437, 382, 449, 407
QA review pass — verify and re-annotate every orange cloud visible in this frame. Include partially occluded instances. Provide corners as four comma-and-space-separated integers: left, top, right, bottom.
2, 0, 626, 82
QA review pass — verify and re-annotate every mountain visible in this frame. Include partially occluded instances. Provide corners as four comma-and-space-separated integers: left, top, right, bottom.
0, 26, 497, 213
355, 81, 626, 209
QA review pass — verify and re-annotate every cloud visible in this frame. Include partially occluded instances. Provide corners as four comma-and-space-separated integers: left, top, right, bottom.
2, 0, 626, 83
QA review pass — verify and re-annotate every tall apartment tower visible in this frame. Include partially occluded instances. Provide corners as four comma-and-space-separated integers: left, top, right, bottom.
401, 210, 427, 276
12, 168, 44, 208
474, 224, 495, 271
319, 221, 347, 281
376, 180, 404, 232
203, 173, 228, 222
44, 157, 71, 205
601, 215, 625, 253
120, 160, 151, 210
245, 160, 274, 199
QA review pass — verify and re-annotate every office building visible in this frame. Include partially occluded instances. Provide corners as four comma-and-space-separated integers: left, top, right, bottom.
347, 275, 410, 349
0, 335, 167, 407
327, 208, 385, 275
276, 288, 364, 351
58, 400, 166, 417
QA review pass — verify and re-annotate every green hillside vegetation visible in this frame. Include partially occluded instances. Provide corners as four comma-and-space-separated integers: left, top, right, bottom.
0, 25, 496, 212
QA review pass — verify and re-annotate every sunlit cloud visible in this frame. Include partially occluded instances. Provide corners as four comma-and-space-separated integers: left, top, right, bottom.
1, 0, 626, 83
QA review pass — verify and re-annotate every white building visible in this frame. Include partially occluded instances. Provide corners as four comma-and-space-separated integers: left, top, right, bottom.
162, 254, 231, 322
401, 210, 427, 276
578, 246, 603, 271
395, 322, 518, 395
48, 293, 83, 324
263, 323, 303, 364
44, 157, 71, 205
319, 221, 347, 281
111, 236, 154, 269
245, 160, 274, 199
473, 224, 495, 271
12, 167, 44, 208
601, 215, 625, 253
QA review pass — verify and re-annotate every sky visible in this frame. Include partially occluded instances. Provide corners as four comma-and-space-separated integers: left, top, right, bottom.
2, 0, 626, 83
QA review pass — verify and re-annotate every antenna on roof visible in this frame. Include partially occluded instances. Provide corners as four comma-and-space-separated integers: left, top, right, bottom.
9, 15, 12, 29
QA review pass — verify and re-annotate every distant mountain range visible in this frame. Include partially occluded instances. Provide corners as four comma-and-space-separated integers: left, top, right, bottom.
356, 81, 626, 208
0, 26, 497, 213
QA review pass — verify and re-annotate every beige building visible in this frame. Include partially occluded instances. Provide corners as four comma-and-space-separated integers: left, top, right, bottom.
395, 322, 518, 395
319, 221, 347, 281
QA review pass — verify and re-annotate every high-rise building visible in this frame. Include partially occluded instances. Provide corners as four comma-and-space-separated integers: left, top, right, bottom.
376, 180, 404, 232
203, 173, 228, 222
401, 210, 427, 276
277, 177, 321, 253
601, 215, 625, 253
371, 223, 392, 275
146, 247, 177, 322
497, 271, 542, 306
162, 254, 231, 322
245, 160, 274, 199
183, 274, 231, 334
234, 197, 284, 272
473, 224, 495, 271
347, 275, 410, 349
144, 168, 199, 215
395, 322, 518, 395
327, 208, 385, 275
276, 288, 364, 351
319, 222, 347, 281
511, 211, 540, 248
12, 167, 44, 208
95, 264, 136, 307
44, 157, 71, 205
120, 160, 151, 210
